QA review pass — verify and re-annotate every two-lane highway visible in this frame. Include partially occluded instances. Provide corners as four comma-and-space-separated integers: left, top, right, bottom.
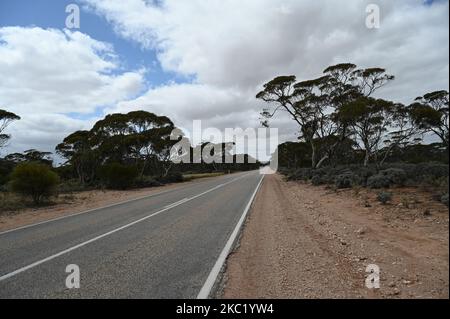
0, 171, 263, 298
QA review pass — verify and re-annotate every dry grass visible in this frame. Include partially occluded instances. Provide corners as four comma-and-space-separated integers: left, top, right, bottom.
0, 192, 30, 215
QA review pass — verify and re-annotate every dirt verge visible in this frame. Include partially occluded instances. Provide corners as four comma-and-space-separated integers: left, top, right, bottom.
221, 174, 449, 299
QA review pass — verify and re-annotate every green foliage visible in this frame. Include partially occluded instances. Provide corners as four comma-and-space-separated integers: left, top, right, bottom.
334, 172, 359, 189
257, 63, 397, 168
377, 191, 393, 205
9, 162, 60, 204
134, 176, 163, 188
0, 109, 21, 148
367, 174, 392, 189
98, 163, 138, 190
379, 168, 407, 186
441, 194, 449, 207
156, 172, 183, 184
410, 90, 449, 148
0, 158, 15, 187
5, 149, 53, 166
311, 175, 325, 186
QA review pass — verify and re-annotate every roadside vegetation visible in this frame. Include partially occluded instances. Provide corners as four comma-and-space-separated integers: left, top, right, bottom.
0, 110, 259, 213
259, 63, 448, 207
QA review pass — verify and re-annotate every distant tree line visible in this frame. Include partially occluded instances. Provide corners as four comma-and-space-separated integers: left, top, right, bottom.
258, 63, 449, 169
0, 109, 260, 203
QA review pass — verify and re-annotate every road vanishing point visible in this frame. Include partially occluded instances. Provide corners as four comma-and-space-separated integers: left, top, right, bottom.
0, 171, 264, 299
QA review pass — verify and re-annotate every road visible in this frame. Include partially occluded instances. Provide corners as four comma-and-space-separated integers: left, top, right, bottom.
0, 171, 263, 299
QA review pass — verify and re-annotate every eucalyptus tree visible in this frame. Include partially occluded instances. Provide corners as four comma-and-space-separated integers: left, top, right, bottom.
65, 111, 178, 178
56, 130, 98, 185
410, 90, 449, 149
0, 109, 20, 149
257, 63, 395, 168
338, 97, 397, 166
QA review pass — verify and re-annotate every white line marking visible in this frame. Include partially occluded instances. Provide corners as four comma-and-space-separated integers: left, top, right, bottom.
0, 173, 252, 282
197, 174, 265, 299
0, 173, 245, 236
163, 198, 190, 209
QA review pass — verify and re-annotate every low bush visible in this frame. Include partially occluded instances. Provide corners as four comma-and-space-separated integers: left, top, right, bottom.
311, 175, 325, 186
134, 176, 163, 188
377, 191, 393, 205
98, 163, 138, 190
334, 173, 358, 189
9, 162, 60, 204
367, 174, 391, 189
441, 194, 449, 207
379, 168, 407, 186
156, 172, 184, 184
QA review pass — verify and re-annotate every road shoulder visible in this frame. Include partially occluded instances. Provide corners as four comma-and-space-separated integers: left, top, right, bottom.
220, 173, 449, 299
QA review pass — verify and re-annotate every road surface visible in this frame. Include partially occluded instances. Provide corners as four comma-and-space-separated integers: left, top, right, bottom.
0, 171, 263, 299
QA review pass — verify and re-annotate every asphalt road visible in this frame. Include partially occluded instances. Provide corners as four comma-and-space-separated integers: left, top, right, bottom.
0, 171, 263, 299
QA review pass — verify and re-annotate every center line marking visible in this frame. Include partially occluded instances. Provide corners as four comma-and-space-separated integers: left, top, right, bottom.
0, 173, 253, 282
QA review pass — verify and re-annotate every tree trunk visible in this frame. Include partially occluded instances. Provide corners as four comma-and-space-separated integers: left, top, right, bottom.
310, 140, 317, 168
363, 150, 370, 167
315, 155, 329, 169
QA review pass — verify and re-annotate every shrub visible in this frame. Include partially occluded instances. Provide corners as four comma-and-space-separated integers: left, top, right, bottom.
379, 168, 407, 186
135, 176, 163, 188
287, 168, 313, 181
98, 163, 138, 190
311, 175, 324, 186
335, 173, 358, 189
9, 162, 60, 204
441, 194, 449, 207
377, 191, 393, 205
156, 172, 183, 184
367, 174, 392, 189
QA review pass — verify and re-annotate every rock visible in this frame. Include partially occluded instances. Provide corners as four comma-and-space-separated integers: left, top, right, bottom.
402, 280, 412, 285
388, 282, 396, 288
356, 228, 366, 235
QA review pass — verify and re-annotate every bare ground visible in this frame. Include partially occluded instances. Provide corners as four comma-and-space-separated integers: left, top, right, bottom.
221, 173, 449, 299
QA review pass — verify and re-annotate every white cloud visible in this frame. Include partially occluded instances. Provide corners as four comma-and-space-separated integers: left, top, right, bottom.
2, 1, 449, 160
84, 0, 448, 157
0, 26, 145, 154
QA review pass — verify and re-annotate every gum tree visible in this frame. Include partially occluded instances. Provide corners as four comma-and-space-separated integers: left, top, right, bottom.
257, 63, 395, 168
410, 90, 449, 149
0, 109, 21, 149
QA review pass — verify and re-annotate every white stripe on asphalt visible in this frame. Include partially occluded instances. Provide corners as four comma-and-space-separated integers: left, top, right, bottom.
197, 174, 265, 299
0, 173, 245, 236
0, 173, 253, 282
163, 197, 190, 209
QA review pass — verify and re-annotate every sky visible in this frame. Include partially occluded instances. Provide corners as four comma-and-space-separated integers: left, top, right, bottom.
0, 0, 448, 161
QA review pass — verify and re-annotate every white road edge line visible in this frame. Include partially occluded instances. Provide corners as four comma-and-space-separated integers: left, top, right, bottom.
0, 173, 252, 282
197, 174, 265, 299
0, 172, 246, 236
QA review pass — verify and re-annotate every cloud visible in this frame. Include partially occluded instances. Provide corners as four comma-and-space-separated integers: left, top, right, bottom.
85, 0, 448, 150
0, 26, 145, 154
2, 1, 449, 160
